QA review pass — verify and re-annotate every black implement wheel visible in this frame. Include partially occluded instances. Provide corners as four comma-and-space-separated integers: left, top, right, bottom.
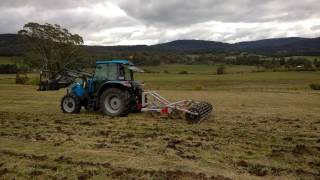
100, 88, 129, 117
61, 94, 81, 113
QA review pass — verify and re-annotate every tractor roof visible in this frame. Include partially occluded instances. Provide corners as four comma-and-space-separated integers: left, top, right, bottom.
96, 60, 134, 66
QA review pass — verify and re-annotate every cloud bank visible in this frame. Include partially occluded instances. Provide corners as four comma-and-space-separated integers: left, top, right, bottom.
0, 0, 319, 45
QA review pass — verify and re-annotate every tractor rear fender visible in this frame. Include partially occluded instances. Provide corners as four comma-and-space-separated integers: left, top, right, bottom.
97, 81, 131, 100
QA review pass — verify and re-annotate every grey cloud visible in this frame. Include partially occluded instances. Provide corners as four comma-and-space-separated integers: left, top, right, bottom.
311, 25, 320, 30
0, 0, 319, 45
0, 0, 96, 10
0, 1, 137, 36
117, 0, 320, 26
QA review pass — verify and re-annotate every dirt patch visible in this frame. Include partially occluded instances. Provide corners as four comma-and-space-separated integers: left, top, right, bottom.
269, 148, 289, 157
53, 142, 63, 146
54, 155, 73, 164
175, 150, 198, 160
0, 168, 9, 176
294, 168, 320, 177
236, 160, 248, 167
79, 121, 96, 126
38, 164, 58, 171
55, 155, 111, 168
34, 133, 47, 141
292, 144, 310, 155
96, 130, 111, 137
51, 154, 229, 179
54, 120, 64, 124
109, 168, 231, 180
77, 170, 97, 180
154, 170, 231, 180
29, 170, 43, 176
247, 164, 268, 177
94, 140, 112, 149
308, 161, 320, 168
283, 137, 293, 141
0, 149, 48, 161
167, 139, 182, 150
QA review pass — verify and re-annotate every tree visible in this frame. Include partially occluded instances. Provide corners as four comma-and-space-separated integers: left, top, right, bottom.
18, 22, 84, 78
279, 57, 286, 66
314, 59, 320, 68
216, 65, 225, 75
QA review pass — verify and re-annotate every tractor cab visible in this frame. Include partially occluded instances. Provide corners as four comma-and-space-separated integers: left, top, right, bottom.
93, 60, 140, 87
94, 60, 136, 81
91, 60, 143, 94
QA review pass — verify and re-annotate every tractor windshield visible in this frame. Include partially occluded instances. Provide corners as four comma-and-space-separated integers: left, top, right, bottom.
95, 63, 133, 81
95, 64, 118, 81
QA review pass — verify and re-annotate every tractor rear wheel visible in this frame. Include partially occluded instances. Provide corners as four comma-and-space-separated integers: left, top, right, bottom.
61, 94, 81, 113
100, 88, 129, 117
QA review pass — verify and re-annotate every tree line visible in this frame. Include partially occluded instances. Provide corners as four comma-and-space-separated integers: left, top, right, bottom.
190, 54, 320, 69
1, 22, 319, 75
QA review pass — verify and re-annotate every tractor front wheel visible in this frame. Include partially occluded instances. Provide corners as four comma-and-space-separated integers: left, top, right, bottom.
100, 88, 129, 117
61, 94, 81, 113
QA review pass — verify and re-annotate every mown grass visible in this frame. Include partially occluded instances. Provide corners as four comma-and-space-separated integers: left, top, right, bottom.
0, 84, 319, 179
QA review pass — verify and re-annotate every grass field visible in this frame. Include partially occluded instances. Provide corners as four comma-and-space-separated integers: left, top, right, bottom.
289, 56, 320, 61
136, 71, 320, 91
0, 56, 15, 64
0, 67, 320, 179
2, 71, 320, 91
142, 64, 258, 74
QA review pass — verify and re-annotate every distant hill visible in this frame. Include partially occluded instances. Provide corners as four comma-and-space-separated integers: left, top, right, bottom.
0, 34, 25, 56
1, 33, 320, 56
151, 40, 232, 53
235, 37, 320, 55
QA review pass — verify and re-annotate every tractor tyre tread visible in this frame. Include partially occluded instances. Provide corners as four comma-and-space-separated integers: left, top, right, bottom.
100, 88, 130, 117
61, 94, 81, 113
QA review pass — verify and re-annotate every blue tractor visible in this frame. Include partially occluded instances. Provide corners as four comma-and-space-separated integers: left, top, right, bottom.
40, 60, 144, 116
39, 60, 213, 123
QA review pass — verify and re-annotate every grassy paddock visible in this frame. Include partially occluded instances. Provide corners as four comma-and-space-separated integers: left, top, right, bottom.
0, 56, 15, 64
0, 65, 320, 179
137, 71, 320, 91
0, 73, 39, 85
142, 64, 258, 74
288, 56, 320, 61
0, 83, 319, 179
2, 70, 319, 91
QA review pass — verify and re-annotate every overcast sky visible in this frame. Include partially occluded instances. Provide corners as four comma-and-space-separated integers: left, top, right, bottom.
1, 0, 320, 45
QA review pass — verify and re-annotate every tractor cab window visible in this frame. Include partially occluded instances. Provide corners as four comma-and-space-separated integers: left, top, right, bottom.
95, 64, 118, 81
119, 65, 133, 81
125, 66, 133, 81
119, 65, 125, 80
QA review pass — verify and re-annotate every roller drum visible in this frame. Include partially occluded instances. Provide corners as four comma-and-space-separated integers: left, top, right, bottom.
185, 102, 213, 123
